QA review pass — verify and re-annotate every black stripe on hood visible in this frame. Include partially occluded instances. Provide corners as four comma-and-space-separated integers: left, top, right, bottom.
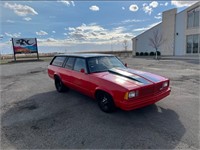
108, 68, 151, 85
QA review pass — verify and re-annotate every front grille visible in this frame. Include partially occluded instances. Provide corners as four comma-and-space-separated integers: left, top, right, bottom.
138, 81, 168, 98
155, 82, 164, 93
139, 86, 155, 97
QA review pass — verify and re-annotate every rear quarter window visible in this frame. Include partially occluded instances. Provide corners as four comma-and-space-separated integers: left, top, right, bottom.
74, 58, 87, 73
51, 56, 66, 67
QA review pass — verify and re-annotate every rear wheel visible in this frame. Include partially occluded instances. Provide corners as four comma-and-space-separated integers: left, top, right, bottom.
96, 92, 116, 113
55, 77, 66, 92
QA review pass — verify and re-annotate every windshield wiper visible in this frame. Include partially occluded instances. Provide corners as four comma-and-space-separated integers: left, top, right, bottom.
91, 70, 108, 73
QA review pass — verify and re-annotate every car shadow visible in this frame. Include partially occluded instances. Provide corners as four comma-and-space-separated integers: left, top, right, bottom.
1, 90, 186, 149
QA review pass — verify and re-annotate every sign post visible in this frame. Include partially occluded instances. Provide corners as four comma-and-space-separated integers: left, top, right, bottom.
11, 38, 16, 61
12, 38, 39, 61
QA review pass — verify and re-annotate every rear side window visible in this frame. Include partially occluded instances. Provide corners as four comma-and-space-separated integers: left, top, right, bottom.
74, 58, 87, 73
51, 56, 66, 67
64, 57, 75, 69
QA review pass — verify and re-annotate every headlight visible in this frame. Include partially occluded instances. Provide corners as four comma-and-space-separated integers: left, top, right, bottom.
124, 91, 138, 100
129, 91, 136, 98
163, 81, 168, 88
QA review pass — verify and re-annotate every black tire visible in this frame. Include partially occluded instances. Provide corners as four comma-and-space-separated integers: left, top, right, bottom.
96, 92, 116, 113
54, 77, 66, 92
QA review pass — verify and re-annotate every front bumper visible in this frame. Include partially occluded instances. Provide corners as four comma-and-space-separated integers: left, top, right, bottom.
116, 87, 171, 111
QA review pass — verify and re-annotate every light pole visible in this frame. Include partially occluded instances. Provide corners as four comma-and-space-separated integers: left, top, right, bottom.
110, 37, 113, 52
0, 36, 3, 58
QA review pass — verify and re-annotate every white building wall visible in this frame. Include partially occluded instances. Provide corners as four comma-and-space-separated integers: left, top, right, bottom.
132, 2, 200, 56
175, 11, 186, 55
161, 8, 177, 55
133, 23, 162, 54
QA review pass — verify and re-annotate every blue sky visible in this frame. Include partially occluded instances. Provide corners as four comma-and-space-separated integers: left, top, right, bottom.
0, 1, 197, 54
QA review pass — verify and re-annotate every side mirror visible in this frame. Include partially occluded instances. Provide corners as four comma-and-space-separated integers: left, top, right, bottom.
125, 63, 127, 67
80, 68, 85, 73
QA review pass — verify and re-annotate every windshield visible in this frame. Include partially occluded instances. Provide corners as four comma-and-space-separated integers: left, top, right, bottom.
87, 56, 126, 73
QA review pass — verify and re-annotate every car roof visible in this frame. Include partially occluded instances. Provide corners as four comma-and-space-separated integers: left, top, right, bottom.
55, 53, 114, 58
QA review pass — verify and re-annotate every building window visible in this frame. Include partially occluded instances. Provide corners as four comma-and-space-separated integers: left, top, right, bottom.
186, 34, 199, 54
193, 35, 199, 53
187, 6, 200, 28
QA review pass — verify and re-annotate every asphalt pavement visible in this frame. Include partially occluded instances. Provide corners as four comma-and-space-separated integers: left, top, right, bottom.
0, 57, 199, 149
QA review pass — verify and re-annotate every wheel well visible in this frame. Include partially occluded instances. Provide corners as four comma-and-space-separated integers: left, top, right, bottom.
54, 74, 60, 80
95, 90, 112, 100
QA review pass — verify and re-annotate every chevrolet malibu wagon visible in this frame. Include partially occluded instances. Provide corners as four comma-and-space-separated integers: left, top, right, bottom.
48, 53, 171, 112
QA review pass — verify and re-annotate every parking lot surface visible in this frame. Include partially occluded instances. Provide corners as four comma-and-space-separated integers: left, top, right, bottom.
0, 57, 199, 149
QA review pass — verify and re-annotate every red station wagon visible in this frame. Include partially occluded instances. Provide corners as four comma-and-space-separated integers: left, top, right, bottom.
48, 53, 171, 112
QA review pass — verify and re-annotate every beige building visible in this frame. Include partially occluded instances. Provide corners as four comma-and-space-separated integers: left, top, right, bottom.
132, 2, 200, 56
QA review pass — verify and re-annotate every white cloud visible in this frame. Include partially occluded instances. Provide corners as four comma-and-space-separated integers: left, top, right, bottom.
36, 30, 48, 36
71, 1, 75, 6
154, 16, 162, 19
27, 24, 135, 50
154, 12, 162, 19
6, 20, 15, 23
143, 4, 153, 15
171, 1, 198, 8
89, 5, 99, 11
142, 1, 159, 15
111, 19, 147, 26
4, 2, 38, 16
58, 0, 75, 7
157, 13, 162, 16
129, 4, 139, 12
160, 2, 168, 6
52, 31, 56, 33
24, 23, 134, 48
122, 7, 125, 10
5, 32, 21, 38
133, 21, 161, 32
122, 19, 146, 23
46, 38, 57, 42
63, 23, 134, 44
23, 17, 32, 21
150, 1, 158, 8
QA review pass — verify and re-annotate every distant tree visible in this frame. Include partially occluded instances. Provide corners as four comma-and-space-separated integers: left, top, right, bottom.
122, 40, 129, 57
122, 40, 128, 51
0, 36, 3, 58
149, 29, 166, 59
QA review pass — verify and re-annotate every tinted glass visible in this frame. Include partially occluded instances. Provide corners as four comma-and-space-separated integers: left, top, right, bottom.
74, 58, 87, 73
186, 35, 193, 53
187, 11, 193, 28
64, 57, 75, 69
193, 35, 199, 53
194, 10, 199, 27
187, 6, 200, 28
51, 56, 66, 67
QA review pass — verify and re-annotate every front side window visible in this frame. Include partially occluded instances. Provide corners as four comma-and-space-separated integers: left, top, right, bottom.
51, 56, 66, 67
74, 58, 87, 73
87, 56, 126, 73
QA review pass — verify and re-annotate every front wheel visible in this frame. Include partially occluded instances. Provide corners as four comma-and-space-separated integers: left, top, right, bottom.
97, 92, 116, 113
55, 77, 66, 92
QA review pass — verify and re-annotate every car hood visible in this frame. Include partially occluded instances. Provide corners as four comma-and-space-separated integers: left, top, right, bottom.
91, 68, 168, 89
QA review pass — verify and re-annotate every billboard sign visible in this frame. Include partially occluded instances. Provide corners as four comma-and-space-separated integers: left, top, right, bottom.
12, 38, 38, 54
